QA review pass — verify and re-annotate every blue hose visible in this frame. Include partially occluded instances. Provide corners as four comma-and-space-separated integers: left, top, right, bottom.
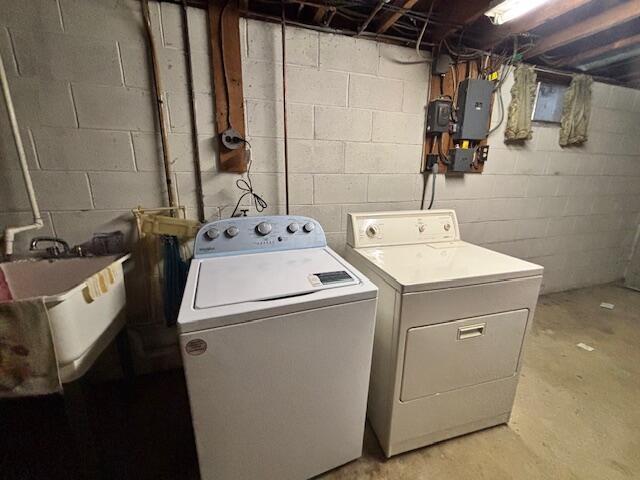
162, 236, 189, 326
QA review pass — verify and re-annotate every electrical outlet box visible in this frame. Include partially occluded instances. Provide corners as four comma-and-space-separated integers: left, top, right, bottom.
453, 79, 494, 141
448, 148, 475, 172
477, 145, 490, 163
426, 99, 451, 134
426, 153, 439, 170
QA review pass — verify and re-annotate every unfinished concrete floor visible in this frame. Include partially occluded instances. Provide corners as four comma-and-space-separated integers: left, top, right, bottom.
320, 283, 640, 480
1, 284, 638, 479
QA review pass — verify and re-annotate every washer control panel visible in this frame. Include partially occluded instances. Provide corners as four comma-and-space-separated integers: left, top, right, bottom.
346, 210, 459, 248
194, 215, 327, 258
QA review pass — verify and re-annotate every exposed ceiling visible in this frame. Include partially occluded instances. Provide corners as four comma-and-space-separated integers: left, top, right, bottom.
216, 0, 640, 88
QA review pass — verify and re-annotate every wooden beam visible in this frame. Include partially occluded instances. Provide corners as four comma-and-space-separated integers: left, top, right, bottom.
479, 0, 594, 50
430, 0, 493, 42
556, 33, 640, 66
312, 4, 327, 24
208, 0, 247, 172
376, 0, 419, 34
524, 0, 640, 59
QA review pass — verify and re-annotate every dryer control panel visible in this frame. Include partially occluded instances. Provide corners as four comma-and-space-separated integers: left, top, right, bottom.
194, 216, 327, 258
347, 210, 460, 248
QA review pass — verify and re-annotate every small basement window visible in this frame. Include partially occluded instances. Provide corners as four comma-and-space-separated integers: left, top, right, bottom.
531, 81, 567, 124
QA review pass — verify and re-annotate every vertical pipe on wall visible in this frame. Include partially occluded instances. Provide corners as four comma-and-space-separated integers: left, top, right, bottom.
0, 51, 43, 259
281, 1, 290, 215
181, 0, 206, 223
142, 0, 179, 213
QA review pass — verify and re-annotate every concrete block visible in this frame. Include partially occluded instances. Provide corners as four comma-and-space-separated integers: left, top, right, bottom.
51, 209, 135, 247
378, 44, 430, 82
367, 174, 417, 202
430, 199, 479, 223
159, 2, 183, 49
27, 171, 93, 210
607, 85, 635, 111
290, 204, 342, 233
590, 81, 611, 109
247, 20, 318, 67
513, 152, 547, 175
289, 174, 313, 205
315, 107, 371, 141
245, 136, 284, 173
59, 0, 161, 44
0, 0, 63, 33
314, 174, 367, 204
319, 34, 378, 75
492, 175, 527, 198
476, 197, 541, 221
0, 124, 39, 171
349, 74, 402, 112
564, 196, 595, 216
12, 31, 123, 86
167, 91, 215, 134
481, 148, 517, 175
286, 66, 348, 106
246, 100, 313, 139
89, 171, 167, 209
288, 140, 344, 173
33, 127, 135, 171
372, 111, 423, 144
402, 81, 428, 114
326, 232, 347, 255
2, 76, 76, 128
0, 212, 55, 254
526, 176, 560, 198
545, 152, 579, 176
345, 142, 421, 173
533, 126, 564, 152
243, 60, 282, 101
73, 84, 157, 132
132, 132, 217, 172
178, 171, 235, 208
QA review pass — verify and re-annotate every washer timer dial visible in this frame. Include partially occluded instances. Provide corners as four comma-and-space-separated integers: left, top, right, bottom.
256, 222, 272, 236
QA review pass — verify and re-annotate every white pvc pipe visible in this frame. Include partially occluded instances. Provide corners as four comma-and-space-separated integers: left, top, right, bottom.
1, 50, 43, 259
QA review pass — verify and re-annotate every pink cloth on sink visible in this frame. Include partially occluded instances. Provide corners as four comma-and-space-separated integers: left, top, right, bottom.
0, 266, 13, 302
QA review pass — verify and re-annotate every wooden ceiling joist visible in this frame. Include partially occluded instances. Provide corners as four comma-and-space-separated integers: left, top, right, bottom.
430, 0, 493, 42
375, 0, 419, 34
524, 0, 640, 59
479, 0, 594, 50
558, 33, 640, 67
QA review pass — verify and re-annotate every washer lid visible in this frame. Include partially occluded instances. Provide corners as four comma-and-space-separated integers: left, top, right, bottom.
356, 241, 543, 292
194, 248, 360, 309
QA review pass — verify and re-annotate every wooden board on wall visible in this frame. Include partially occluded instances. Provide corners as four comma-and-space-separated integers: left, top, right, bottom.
209, 0, 248, 173
426, 60, 495, 174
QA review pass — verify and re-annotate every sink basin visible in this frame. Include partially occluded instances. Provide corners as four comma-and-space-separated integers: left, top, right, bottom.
0, 254, 131, 383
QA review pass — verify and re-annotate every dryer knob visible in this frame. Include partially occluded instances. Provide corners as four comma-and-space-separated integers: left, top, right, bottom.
303, 222, 315, 233
225, 226, 239, 238
287, 223, 300, 233
256, 222, 272, 236
204, 228, 220, 240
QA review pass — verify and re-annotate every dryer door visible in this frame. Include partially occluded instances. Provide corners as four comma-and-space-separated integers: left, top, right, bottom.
400, 309, 528, 402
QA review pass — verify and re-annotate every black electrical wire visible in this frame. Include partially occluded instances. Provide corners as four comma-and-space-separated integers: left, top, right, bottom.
230, 141, 269, 218
219, 0, 233, 130
420, 168, 437, 210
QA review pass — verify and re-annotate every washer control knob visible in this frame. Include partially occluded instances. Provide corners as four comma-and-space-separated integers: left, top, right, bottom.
303, 222, 315, 233
204, 227, 220, 241
225, 226, 239, 238
444, 223, 451, 232
418, 223, 426, 233
366, 224, 379, 238
287, 223, 300, 233
256, 222, 272, 236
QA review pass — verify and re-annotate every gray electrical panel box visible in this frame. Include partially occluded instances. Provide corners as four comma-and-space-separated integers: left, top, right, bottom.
448, 148, 475, 172
453, 79, 494, 141
426, 99, 451, 134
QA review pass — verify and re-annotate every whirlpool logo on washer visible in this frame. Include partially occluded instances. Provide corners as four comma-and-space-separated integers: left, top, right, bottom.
185, 339, 208, 356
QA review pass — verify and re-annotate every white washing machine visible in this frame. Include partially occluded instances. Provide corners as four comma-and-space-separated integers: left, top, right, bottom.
178, 215, 377, 480
344, 210, 543, 457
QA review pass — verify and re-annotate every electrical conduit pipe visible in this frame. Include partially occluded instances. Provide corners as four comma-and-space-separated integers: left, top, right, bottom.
1, 50, 43, 260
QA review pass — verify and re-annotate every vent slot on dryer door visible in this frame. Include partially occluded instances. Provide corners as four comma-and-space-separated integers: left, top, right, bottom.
400, 309, 528, 402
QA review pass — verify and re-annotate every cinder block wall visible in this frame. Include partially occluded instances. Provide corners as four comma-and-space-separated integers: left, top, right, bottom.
1, 0, 640, 297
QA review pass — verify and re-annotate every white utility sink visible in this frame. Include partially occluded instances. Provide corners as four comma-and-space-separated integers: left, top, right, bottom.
0, 254, 131, 383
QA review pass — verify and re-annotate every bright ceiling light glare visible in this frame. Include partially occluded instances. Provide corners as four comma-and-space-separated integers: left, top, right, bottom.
484, 0, 552, 25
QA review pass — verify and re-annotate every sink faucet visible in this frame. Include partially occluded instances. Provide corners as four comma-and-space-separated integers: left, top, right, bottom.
29, 236, 71, 258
